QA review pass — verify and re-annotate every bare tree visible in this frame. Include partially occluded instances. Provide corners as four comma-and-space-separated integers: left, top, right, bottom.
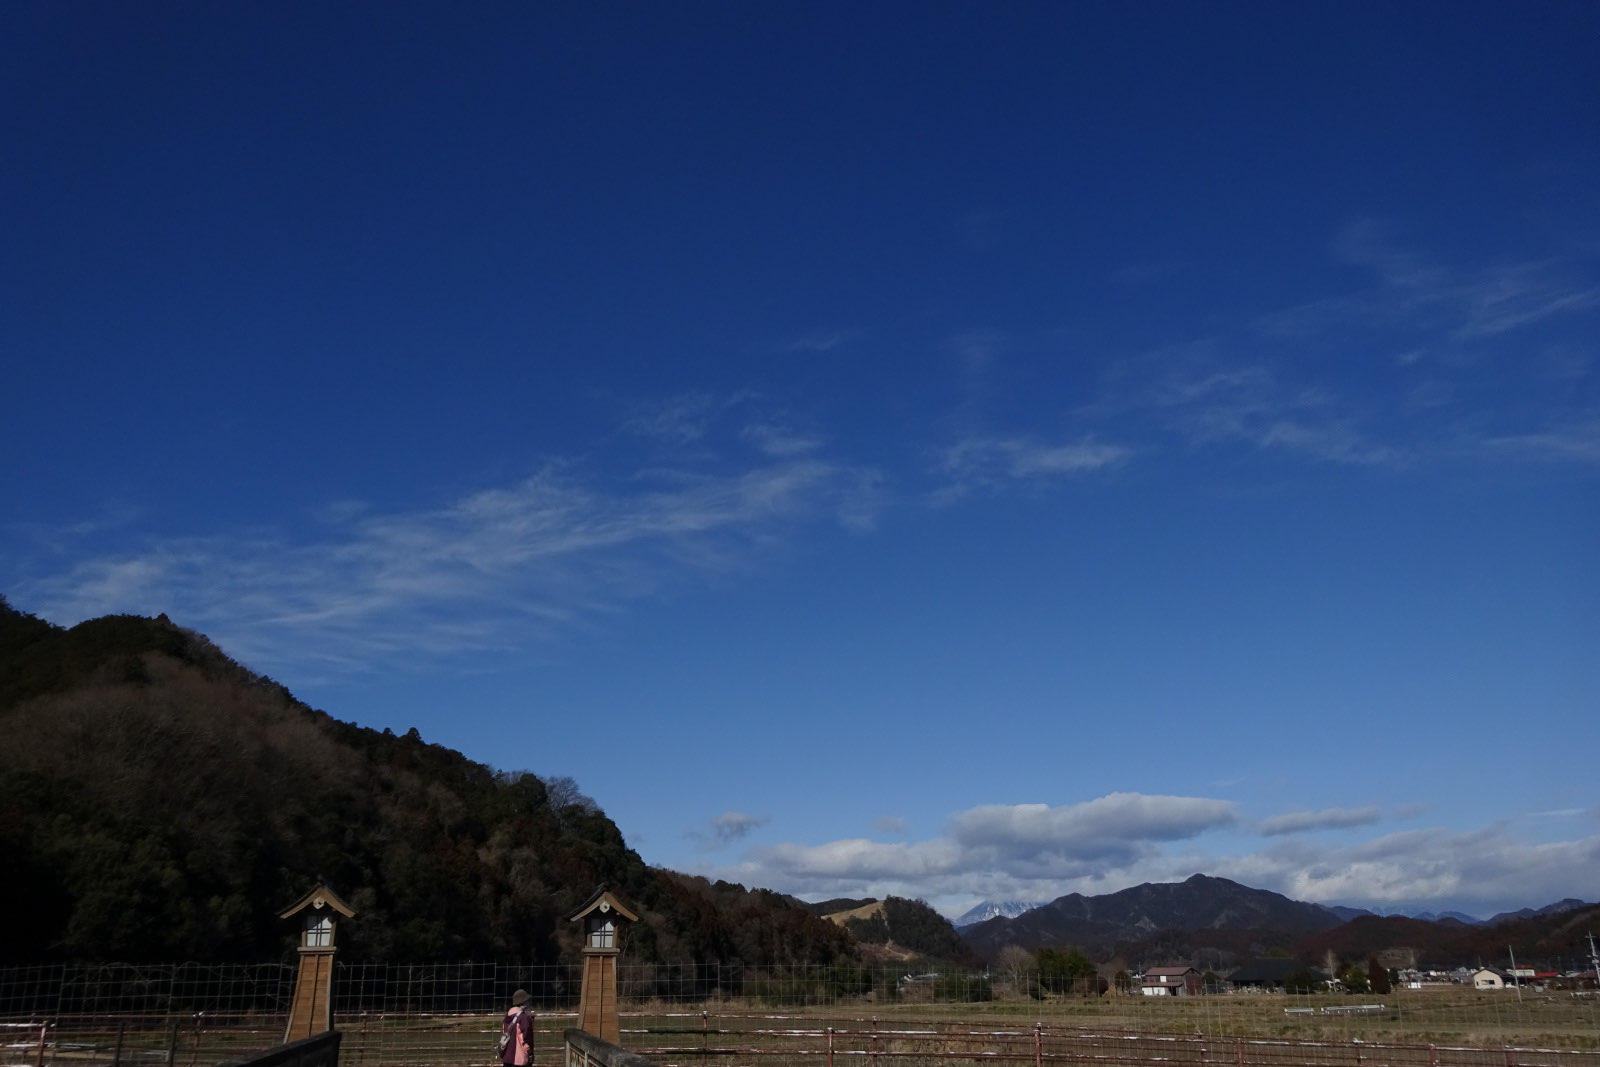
544, 775, 599, 828
997, 945, 1036, 995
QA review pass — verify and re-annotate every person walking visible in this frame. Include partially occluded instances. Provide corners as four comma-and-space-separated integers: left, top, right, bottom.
501, 989, 533, 1067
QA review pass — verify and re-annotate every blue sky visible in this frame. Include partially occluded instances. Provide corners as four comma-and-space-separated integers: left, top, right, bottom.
4, 2, 1597, 920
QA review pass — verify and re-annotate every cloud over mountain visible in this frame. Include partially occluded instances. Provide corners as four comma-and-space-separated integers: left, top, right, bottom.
709, 797, 1600, 919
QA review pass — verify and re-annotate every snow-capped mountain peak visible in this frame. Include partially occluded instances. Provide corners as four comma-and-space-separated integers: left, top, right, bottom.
953, 900, 1045, 928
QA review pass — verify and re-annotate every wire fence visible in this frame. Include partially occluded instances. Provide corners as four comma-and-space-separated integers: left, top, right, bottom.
10, 1012, 1600, 1067
4, 964, 1598, 1067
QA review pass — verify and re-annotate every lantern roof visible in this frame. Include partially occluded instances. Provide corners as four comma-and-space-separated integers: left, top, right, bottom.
279, 882, 356, 920
565, 886, 638, 925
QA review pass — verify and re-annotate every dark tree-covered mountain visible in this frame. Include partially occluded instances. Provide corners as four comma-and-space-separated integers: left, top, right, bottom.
0, 599, 855, 966
961, 874, 1345, 960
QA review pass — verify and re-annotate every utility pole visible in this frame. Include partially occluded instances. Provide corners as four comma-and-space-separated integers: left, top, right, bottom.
1587, 933, 1599, 990
1507, 945, 1522, 1003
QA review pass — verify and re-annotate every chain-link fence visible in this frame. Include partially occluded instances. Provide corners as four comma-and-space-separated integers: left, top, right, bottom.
3, 964, 1598, 1067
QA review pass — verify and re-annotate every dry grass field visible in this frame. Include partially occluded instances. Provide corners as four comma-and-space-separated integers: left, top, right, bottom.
692, 985, 1594, 1044
11, 985, 1598, 1067
333, 986, 1600, 1067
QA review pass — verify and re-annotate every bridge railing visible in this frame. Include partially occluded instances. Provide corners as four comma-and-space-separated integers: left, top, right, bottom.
215, 1031, 341, 1067
564, 1028, 660, 1067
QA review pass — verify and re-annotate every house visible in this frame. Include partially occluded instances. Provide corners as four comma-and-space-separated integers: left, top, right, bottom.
1472, 967, 1511, 990
1142, 965, 1202, 996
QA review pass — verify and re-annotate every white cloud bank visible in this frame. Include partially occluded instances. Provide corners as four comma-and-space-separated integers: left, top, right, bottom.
711, 793, 1239, 905
704, 793, 1600, 918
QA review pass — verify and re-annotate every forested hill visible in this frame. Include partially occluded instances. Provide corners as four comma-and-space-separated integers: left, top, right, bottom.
807, 897, 982, 968
0, 598, 854, 966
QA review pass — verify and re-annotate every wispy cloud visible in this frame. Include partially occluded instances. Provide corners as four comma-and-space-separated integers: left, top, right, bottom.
1333, 220, 1600, 340
936, 436, 1130, 500
1095, 225, 1599, 470
712, 811, 768, 841
1253, 421, 1403, 466
1484, 419, 1600, 464
14, 452, 881, 674
742, 422, 823, 458
944, 330, 1009, 377
1097, 349, 1404, 466
783, 330, 857, 353
689, 811, 771, 853
1259, 806, 1382, 836
623, 392, 722, 443
623, 391, 763, 445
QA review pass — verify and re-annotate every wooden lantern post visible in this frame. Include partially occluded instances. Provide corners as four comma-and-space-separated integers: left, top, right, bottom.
566, 888, 638, 1044
279, 883, 355, 1043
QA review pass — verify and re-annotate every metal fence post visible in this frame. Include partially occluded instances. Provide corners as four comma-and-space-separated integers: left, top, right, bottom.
827, 1026, 834, 1067
1034, 1023, 1043, 1067
33, 1021, 48, 1067
113, 1020, 125, 1067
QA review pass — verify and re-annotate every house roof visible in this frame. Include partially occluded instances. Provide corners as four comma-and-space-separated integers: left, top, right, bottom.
566, 886, 639, 924
278, 883, 355, 920
1144, 966, 1198, 978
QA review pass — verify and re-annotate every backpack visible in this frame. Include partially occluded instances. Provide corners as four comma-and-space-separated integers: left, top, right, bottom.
499, 1010, 517, 1058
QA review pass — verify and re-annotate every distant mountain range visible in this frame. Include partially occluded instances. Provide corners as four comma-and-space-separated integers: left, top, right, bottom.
1323, 905, 1483, 925
961, 874, 1345, 958
1321, 898, 1591, 927
959, 877, 1599, 971
953, 900, 1047, 928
